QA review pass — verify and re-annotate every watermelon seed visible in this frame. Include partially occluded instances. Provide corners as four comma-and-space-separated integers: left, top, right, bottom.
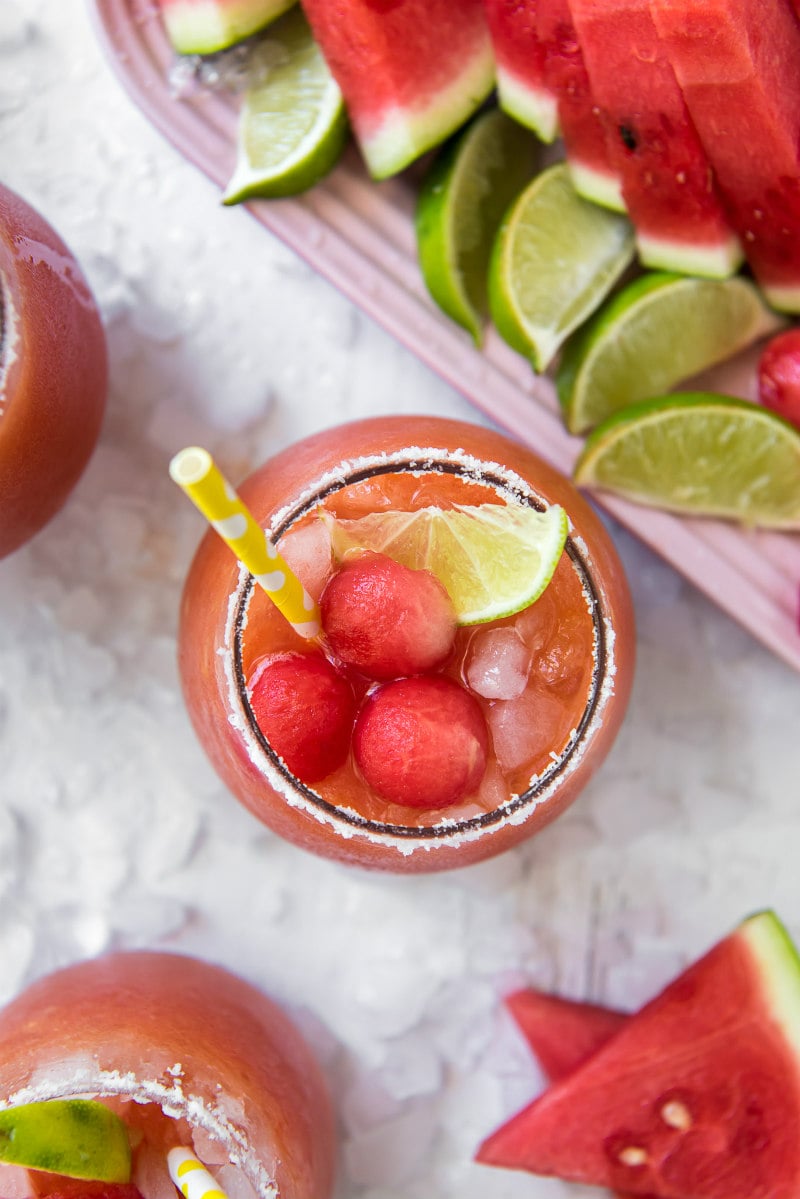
660, 1100, 693, 1131
617, 1146, 648, 1167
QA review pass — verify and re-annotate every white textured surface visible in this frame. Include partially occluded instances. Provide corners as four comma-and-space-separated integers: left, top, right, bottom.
1, 3, 800, 1197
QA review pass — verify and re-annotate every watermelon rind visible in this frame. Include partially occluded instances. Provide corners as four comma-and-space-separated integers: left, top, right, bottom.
161, 0, 295, 55
360, 43, 496, 180
496, 67, 560, 144
742, 910, 800, 1062
762, 282, 800, 315
636, 229, 744, 279
567, 159, 626, 214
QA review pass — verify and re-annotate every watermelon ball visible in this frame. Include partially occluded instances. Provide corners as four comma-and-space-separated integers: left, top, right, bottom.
248, 651, 356, 784
758, 328, 800, 429
353, 675, 489, 809
320, 551, 457, 680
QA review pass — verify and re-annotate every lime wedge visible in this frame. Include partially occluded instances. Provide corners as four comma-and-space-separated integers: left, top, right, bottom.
574, 392, 800, 528
321, 501, 569, 625
488, 163, 635, 372
415, 109, 540, 345
558, 272, 787, 434
222, 7, 347, 204
0, 1100, 131, 1181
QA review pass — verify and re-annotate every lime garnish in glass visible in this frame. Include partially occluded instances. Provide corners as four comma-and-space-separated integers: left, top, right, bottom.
558, 272, 787, 434
488, 163, 635, 372
415, 108, 540, 346
573, 392, 800, 528
222, 6, 347, 204
321, 501, 569, 625
0, 1099, 131, 1181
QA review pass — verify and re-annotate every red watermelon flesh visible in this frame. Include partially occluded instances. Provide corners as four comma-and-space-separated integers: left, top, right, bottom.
506, 989, 627, 1080
482, 0, 559, 143
478, 911, 800, 1197
536, 0, 625, 211
157, 0, 294, 54
650, 0, 800, 312
566, 0, 741, 279
299, 0, 495, 180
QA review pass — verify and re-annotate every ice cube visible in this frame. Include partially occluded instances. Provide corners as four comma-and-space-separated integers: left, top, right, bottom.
132, 1140, 179, 1199
280, 519, 333, 602
344, 1099, 437, 1187
0, 1168, 35, 1198
215, 1165, 260, 1199
487, 690, 569, 773
514, 589, 558, 652
465, 628, 529, 700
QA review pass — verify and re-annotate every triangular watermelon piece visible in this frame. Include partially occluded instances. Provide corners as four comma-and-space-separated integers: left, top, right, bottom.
566, 0, 742, 279
506, 988, 627, 1080
483, 0, 559, 143
300, 0, 495, 179
536, 0, 625, 211
650, 0, 800, 312
479, 911, 800, 1197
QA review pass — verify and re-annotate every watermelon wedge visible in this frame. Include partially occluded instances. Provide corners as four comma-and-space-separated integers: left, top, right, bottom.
157, 0, 295, 54
506, 989, 626, 1080
650, 0, 800, 311
479, 911, 800, 1196
482, 0, 559, 143
536, 0, 625, 211
566, 0, 742, 278
299, 0, 495, 179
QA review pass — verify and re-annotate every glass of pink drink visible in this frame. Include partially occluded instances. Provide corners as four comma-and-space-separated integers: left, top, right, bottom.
178, 416, 635, 872
0, 952, 336, 1199
0, 183, 107, 559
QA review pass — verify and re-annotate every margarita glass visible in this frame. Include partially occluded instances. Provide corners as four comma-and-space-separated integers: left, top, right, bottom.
178, 415, 635, 872
0, 952, 335, 1199
0, 183, 107, 559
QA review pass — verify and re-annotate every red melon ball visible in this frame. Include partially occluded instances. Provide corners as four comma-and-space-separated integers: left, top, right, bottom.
320, 551, 457, 680
758, 328, 800, 430
353, 675, 489, 810
249, 652, 356, 784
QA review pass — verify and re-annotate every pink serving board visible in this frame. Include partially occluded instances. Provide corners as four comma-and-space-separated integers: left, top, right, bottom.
90, 0, 800, 673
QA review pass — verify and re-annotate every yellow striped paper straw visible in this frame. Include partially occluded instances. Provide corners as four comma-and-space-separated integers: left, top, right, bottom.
167, 1147, 228, 1199
170, 446, 321, 640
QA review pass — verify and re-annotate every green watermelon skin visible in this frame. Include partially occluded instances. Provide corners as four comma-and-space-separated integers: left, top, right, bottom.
299, 0, 495, 179
482, 0, 559, 143
650, 0, 800, 311
567, 0, 741, 279
158, 0, 295, 53
536, 0, 625, 211
478, 911, 800, 1197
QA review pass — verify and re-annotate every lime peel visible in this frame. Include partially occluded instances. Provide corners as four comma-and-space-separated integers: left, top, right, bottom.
0, 1099, 132, 1181
320, 501, 569, 625
574, 392, 800, 529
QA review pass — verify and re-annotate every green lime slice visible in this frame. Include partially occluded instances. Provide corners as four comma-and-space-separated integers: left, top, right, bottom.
558, 272, 786, 434
222, 7, 347, 204
415, 109, 540, 346
488, 163, 635, 372
574, 392, 800, 528
0, 1100, 131, 1181
321, 501, 569, 625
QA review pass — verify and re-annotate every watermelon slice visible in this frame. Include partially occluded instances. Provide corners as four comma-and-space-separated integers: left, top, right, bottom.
536, 0, 624, 211
157, 0, 295, 54
566, 0, 741, 278
482, 0, 559, 143
506, 989, 626, 1080
299, 0, 495, 179
650, 0, 800, 312
479, 911, 800, 1196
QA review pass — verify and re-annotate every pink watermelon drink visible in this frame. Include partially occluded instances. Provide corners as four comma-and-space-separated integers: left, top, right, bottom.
479, 910, 800, 1197
566, 0, 741, 278
536, 0, 624, 211
297, 0, 495, 179
177, 416, 635, 873
482, 0, 559, 143
156, 0, 295, 54
650, 0, 800, 312
0, 953, 336, 1199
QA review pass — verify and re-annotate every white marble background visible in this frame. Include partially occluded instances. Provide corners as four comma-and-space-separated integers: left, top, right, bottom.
1, 3, 799, 1197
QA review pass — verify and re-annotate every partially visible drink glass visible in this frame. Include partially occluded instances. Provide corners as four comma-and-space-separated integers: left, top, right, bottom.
0, 952, 336, 1199
0, 183, 107, 559
179, 416, 635, 872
